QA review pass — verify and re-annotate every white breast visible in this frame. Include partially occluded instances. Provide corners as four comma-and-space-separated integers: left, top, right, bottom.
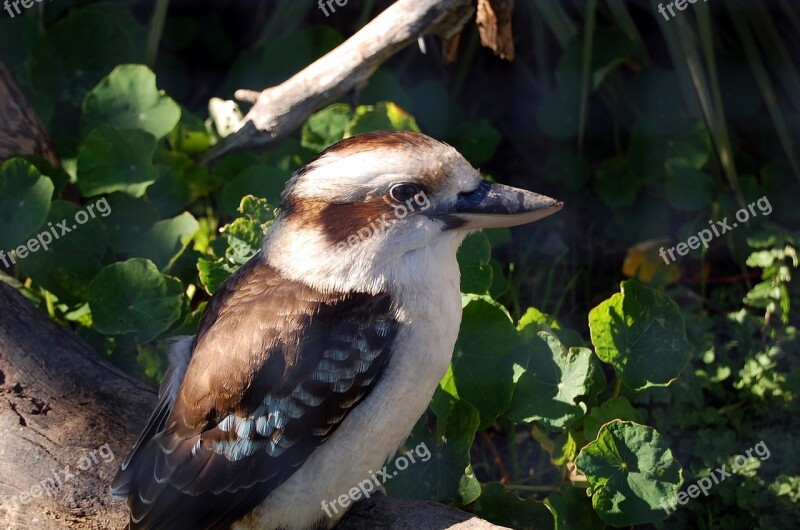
235, 234, 465, 530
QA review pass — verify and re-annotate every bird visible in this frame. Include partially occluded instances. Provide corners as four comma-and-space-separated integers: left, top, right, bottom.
110, 130, 562, 530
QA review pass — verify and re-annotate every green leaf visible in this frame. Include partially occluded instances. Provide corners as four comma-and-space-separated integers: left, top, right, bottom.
83, 65, 181, 140
596, 156, 640, 207
575, 421, 683, 526
518, 307, 586, 349
448, 119, 502, 166
29, 3, 146, 109
508, 332, 595, 429
629, 115, 711, 187
301, 103, 351, 152
0, 159, 54, 249
168, 107, 213, 155
552, 429, 585, 465
545, 488, 606, 530
76, 125, 158, 197
198, 257, 238, 295
457, 232, 492, 294
664, 162, 716, 211
589, 280, 692, 390
131, 212, 199, 269
473, 483, 554, 530
218, 165, 290, 217
87, 258, 184, 342
349, 102, 421, 136
17, 200, 107, 305
386, 400, 481, 505
452, 296, 518, 429
543, 149, 589, 193
583, 397, 642, 441
100, 192, 160, 254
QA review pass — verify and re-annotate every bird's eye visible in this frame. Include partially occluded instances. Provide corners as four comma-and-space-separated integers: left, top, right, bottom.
389, 183, 422, 203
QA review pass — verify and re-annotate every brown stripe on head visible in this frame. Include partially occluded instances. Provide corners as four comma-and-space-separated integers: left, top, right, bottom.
283, 196, 399, 246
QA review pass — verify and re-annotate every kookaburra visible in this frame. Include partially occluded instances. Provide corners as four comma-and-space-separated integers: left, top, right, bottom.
111, 131, 562, 529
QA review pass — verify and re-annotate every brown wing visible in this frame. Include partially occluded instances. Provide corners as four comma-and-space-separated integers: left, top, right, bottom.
111, 253, 399, 530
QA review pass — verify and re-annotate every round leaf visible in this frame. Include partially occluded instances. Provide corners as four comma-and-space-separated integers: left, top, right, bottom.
87, 258, 184, 342
508, 332, 596, 429
576, 421, 683, 526
18, 200, 106, 305
83, 64, 181, 140
76, 125, 158, 197
589, 280, 691, 390
0, 159, 54, 249
452, 296, 518, 429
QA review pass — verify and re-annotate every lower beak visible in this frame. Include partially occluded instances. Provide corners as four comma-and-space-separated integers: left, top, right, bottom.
435, 181, 563, 230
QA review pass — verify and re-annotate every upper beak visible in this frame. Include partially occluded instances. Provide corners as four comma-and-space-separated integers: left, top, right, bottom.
434, 181, 563, 230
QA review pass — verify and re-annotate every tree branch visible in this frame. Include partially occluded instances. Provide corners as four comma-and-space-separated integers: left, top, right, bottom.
199, 0, 474, 165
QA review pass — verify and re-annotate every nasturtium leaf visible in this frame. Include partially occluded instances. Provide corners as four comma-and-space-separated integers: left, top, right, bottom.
29, 3, 146, 109
147, 162, 194, 218
101, 192, 160, 254
488, 259, 510, 299
386, 400, 481, 505
552, 429, 585, 465
575, 421, 683, 526
83, 65, 181, 140
349, 102, 421, 135
87, 258, 184, 342
76, 125, 158, 197
359, 70, 413, 110
301, 104, 351, 152
595, 156, 640, 207
168, 107, 213, 155
543, 149, 589, 193
629, 115, 710, 187
0, 159, 54, 249
558, 29, 635, 91
473, 483, 554, 530
131, 212, 199, 270
664, 162, 716, 211
583, 397, 643, 441
197, 258, 239, 295
545, 487, 606, 530
452, 295, 518, 429
588, 280, 692, 390
17, 200, 106, 305
218, 165, 289, 216
508, 332, 595, 429
517, 307, 586, 349
458, 232, 492, 294
449, 119, 502, 166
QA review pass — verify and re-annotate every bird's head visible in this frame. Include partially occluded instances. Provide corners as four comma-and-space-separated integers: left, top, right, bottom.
264, 131, 562, 294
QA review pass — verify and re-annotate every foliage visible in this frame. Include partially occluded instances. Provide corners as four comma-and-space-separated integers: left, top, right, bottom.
0, 1, 798, 529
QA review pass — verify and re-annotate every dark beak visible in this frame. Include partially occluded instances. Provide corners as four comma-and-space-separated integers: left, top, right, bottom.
434, 181, 563, 230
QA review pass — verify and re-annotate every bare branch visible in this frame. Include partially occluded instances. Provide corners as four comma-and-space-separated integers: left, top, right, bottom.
199, 0, 474, 165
